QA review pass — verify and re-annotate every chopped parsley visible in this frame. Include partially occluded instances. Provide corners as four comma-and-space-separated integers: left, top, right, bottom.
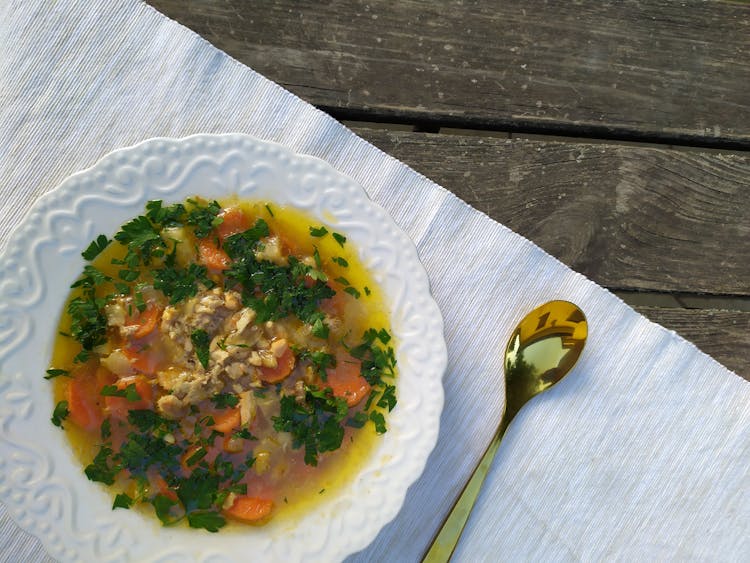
187, 510, 226, 533
145, 200, 187, 227
233, 428, 258, 441
309, 225, 329, 237
81, 234, 110, 261
114, 215, 165, 265
101, 383, 141, 402
84, 446, 117, 485
51, 400, 70, 428
153, 262, 214, 305
44, 368, 70, 380
191, 329, 211, 369
127, 409, 171, 433
272, 386, 348, 466
210, 393, 239, 409
377, 384, 398, 411
113, 493, 134, 510
332, 232, 346, 247
344, 286, 361, 299
100, 419, 111, 440
369, 411, 387, 434
152, 494, 179, 525
186, 199, 223, 238
67, 266, 112, 353
185, 446, 208, 467
311, 317, 330, 339
298, 349, 336, 380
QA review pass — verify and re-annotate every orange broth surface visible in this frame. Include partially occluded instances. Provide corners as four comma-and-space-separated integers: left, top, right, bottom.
49, 197, 396, 531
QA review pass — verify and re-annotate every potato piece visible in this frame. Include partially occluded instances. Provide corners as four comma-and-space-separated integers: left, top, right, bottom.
161, 226, 196, 267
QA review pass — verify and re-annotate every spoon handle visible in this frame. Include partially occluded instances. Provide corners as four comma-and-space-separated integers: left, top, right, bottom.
422, 420, 507, 563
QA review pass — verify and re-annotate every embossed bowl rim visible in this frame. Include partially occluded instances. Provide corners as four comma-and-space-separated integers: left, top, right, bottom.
0, 133, 446, 562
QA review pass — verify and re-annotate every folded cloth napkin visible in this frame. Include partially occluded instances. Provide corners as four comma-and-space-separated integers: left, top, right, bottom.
1, 1, 748, 561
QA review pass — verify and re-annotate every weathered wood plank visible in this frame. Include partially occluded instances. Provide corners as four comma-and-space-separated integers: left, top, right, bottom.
635, 307, 750, 382
147, 0, 750, 147
350, 128, 750, 296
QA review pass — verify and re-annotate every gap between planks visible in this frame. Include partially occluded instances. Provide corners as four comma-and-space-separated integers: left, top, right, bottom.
340, 120, 748, 155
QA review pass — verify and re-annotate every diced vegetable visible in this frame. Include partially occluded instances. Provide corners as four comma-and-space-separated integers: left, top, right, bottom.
126, 303, 162, 339
223, 495, 273, 523
198, 238, 231, 271
258, 346, 295, 383
325, 352, 370, 407
210, 408, 241, 434
215, 207, 250, 241
161, 226, 196, 266
66, 363, 106, 432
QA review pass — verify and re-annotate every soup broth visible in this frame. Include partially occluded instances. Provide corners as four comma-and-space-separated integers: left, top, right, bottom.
48, 197, 396, 531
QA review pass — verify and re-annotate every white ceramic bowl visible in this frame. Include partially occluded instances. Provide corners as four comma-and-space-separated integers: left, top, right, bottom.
0, 134, 446, 562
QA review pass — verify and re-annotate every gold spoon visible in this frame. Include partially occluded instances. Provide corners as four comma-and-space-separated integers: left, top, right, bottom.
423, 300, 588, 562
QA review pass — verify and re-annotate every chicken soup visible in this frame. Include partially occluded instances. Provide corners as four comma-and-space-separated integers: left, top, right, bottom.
47, 197, 396, 531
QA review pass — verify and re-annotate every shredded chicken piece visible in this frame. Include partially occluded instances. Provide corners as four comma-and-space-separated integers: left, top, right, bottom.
155, 287, 293, 408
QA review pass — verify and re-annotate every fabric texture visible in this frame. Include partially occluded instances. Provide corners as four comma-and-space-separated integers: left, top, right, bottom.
0, 1, 747, 561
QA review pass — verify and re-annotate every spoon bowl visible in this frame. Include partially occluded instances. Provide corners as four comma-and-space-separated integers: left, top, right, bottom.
424, 300, 587, 562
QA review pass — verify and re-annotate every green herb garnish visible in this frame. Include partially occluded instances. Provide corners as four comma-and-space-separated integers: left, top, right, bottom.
44, 368, 70, 380
309, 226, 329, 237
186, 199, 223, 238
81, 234, 110, 261
84, 446, 117, 485
187, 510, 226, 533
191, 329, 211, 369
272, 386, 348, 466
332, 232, 346, 247
113, 493, 134, 510
369, 411, 387, 434
51, 400, 70, 428
153, 260, 214, 305
101, 383, 141, 402
210, 393, 239, 409
344, 286, 361, 299
113, 215, 165, 264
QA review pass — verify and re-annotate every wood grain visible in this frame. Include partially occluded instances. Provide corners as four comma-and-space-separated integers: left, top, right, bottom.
148, 0, 750, 147
636, 307, 750, 381
351, 128, 750, 296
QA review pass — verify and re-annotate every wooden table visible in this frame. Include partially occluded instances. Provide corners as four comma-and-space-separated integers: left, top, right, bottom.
148, 0, 750, 381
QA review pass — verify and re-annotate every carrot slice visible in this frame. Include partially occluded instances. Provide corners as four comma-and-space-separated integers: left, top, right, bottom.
326, 353, 370, 407
66, 363, 104, 432
211, 408, 241, 434
258, 347, 296, 383
223, 495, 273, 523
122, 345, 160, 376
150, 472, 178, 502
126, 303, 162, 339
215, 207, 250, 241
198, 237, 231, 271
104, 375, 153, 420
